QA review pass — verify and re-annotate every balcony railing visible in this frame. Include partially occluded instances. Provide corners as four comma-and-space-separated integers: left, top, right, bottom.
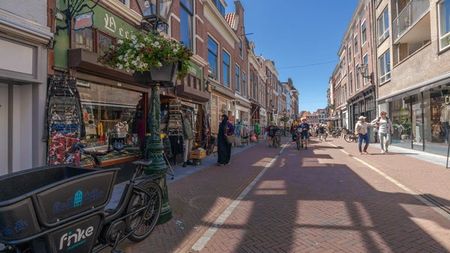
392, 0, 430, 42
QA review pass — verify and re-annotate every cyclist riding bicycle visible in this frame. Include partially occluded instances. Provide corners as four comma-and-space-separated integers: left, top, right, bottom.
266, 122, 279, 147
317, 124, 327, 142
296, 117, 310, 149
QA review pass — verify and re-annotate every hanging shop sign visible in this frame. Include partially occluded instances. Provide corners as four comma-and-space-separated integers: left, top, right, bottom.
74, 12, 94, 30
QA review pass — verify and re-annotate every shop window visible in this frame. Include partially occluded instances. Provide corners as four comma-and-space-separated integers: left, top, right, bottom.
74, 28, 94, 51
439, 0, 450, 50
97, 32, 114, 56
77, 82, 144, 153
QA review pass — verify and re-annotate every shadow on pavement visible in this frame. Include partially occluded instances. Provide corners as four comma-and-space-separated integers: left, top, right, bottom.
218, 141, 450, 252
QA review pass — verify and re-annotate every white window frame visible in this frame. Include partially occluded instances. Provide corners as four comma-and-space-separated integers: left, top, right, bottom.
354, 34, 359, 54
363, 53, 369, 85
378, 50, 391, 84
438, 0, 450, 51
355, 64, 361, 90
361, 20, 367, 46
377, 8, 390, 44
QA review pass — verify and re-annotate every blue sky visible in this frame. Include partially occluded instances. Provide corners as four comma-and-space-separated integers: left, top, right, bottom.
227, 0, 359, 112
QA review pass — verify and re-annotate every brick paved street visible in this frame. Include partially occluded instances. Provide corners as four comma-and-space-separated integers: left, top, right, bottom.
124, 137, 450, 253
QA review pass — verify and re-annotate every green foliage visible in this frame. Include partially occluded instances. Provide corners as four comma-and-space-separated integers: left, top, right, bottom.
99, 32, 192, 78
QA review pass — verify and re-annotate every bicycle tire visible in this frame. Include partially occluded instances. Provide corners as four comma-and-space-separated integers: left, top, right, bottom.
127, 181, 162, 242
344, 134, 353, 143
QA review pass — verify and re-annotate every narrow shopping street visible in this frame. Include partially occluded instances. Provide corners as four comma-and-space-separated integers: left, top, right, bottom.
124, 137, 450, 253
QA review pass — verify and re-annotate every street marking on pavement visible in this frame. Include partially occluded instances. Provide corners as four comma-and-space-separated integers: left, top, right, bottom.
328, 142, 450, 222
190, 143, 289, 252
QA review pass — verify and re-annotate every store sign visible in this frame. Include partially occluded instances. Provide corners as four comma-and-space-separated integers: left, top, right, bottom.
74, 12, 93, 30
92, 6, 138, 39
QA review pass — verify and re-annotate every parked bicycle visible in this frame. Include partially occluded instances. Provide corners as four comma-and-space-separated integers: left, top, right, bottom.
344, 132, 359, 143
0, 160, 162, 253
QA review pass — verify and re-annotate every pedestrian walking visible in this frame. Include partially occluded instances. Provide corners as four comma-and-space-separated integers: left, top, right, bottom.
217, 114, 233, 166
355, 116, 372, 155
254, 122, 261, 142
234, 119, 242, 147
371, 111, 394, 154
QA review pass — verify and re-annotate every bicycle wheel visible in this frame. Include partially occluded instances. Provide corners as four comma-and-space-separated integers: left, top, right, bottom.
127, 181, 162, 242
344, 134, 354, 143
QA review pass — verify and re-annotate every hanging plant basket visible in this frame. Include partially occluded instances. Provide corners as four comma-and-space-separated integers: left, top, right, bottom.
99, 32, 192, 87
133, 62, 179, 87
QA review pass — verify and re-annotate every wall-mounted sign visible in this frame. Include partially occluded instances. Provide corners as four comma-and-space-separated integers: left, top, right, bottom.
74, 12, 93, 30
92, 7, 138, 39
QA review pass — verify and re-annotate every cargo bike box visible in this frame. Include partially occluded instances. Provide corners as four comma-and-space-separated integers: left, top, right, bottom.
0, 166, 118, 252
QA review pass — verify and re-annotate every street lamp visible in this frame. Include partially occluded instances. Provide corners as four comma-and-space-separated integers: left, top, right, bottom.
357, 64, 373, 83
137, 0, 173, 32
136, 0, 174, 224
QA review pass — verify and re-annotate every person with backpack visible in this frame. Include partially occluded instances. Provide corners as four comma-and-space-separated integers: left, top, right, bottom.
371, 111, 394, 154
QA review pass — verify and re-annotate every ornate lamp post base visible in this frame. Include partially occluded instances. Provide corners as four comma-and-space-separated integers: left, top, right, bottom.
144, 84, 172, 224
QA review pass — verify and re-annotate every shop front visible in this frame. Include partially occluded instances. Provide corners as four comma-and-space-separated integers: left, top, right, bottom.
379, 81, 450, 156
210, 82, 235, 134
347, 87, 376, 130
49, 4, 150, 170
167, 61, 210, 164
0, 9, 52, 175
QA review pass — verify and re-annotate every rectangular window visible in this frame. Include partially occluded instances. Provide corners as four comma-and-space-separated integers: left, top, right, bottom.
363, 54, 369, 84
235, 64, 241, 92
349, 72, 353, 94
242, 72, 247, 97
239, 40, 243, 58
439, 0, 450, 50
222, 50, 231, 87
377, 8, 390, 43
213, 0, 225, 16
180, 0, 194, 50
207, 36, 218, 80
355, 65, 361, 90
77, 82, 143, 150
97, 32, 114, 56
354, 35, 359, 53
379, 50, 391, 84
361, 21, 367, 45
74, 28, 94, 51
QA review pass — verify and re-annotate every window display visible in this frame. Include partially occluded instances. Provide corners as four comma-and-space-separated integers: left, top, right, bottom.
77, 82, 145, 164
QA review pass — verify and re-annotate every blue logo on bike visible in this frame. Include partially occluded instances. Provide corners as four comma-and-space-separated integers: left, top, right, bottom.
73, 190, 83, 208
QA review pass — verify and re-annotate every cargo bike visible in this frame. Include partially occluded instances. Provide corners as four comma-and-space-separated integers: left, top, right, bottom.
0, 161, 162, 253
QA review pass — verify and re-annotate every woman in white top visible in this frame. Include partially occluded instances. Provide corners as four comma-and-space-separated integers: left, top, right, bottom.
371, 111, 393, 154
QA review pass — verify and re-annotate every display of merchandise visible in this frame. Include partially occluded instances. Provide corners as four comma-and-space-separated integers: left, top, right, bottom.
45, 76, 83, 165
167, 99, 183, 136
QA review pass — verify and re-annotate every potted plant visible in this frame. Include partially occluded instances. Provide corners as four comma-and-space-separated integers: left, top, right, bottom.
99, 32, 192, 87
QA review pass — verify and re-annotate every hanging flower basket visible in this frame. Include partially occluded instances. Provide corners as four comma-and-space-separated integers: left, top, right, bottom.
99, 32, 192, 87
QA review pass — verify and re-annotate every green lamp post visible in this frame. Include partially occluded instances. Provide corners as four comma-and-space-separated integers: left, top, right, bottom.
136, 0, 175, 224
